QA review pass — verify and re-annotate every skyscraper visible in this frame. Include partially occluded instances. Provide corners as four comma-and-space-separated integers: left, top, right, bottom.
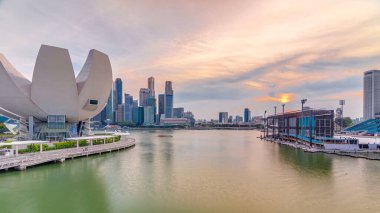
105, 90, 114, 123
115, 78, 123, 105
364, 70, 380, 120
158, 94, 165, 122
133, 100, 138, 108
218, 112, 228, 123
139, 88, 151, 107
115, 104, 124, 122
143, 106, 154, 125
165, 81, 173, 118
124, 94, 134, 122
147, 96, 157, 123
244, 108, 251, 123
132, 106, 144, 125
165, 81, 173, 95
148, 77, 155, 97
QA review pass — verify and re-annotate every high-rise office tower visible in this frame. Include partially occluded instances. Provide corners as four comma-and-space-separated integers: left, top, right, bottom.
148, 77, 155, 97
147, 96, 157, 123
115, 104, 124, 122
124, 94, 134, 122
115, 78, 123, 105
105, 90, 114, 123
218, 112, 228, 123
132, 106, 144, 125
133, 100, 138, 108
165, 81, 173, 95
228, 116, 233, 123
139, 88, 151, 107
244, 108, 251, 123
158, 94, 165, 122
364, 70, 380, 120
143, 106, 154, 125
165, 81, 173, 118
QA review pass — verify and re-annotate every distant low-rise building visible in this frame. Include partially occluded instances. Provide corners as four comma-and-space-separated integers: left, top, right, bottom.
184, 111, 195, 126
252, 116, 263, 125
173, 107, 184, 118
235, 115, 243, 123
160, 118, 189, 126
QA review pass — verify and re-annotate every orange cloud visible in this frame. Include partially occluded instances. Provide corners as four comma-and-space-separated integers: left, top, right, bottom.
255, 93, 295, 103
244, 81, 264, 89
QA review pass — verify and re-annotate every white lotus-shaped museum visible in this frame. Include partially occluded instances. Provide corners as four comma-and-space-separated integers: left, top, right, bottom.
0, 44, 113, 123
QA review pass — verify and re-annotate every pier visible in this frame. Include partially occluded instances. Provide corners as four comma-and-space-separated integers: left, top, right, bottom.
261, 136, 380, 161
0, 138, 135, 171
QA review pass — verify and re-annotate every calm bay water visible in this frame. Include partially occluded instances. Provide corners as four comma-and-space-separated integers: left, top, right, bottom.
1, 130, 380, 212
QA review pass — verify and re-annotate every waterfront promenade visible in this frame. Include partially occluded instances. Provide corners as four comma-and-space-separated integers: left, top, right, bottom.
0, 138, 135, 171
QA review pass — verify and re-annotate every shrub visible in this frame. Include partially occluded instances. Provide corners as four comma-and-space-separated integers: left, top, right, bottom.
92, 136, 120, 145
18, 143, 51, 153
54, 141, 77, 149
79, 140, 89, 147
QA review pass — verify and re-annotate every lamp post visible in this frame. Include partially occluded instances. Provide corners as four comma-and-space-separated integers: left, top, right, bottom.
339, 100, 345, 132
301, 99, 307, 144
264, 110, 267, 138
274, 106, 277, 139
282, 104, 285, 138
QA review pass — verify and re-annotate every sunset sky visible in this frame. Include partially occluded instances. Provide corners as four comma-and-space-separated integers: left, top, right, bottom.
1, 0, 380, 119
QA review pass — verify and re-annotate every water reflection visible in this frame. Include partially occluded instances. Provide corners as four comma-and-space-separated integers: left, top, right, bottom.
0, 157, 110, 213
2, 130, 380, 213
277, 145, 332, 177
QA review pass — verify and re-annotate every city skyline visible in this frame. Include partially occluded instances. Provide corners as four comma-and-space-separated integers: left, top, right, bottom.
1, 0, 380, 119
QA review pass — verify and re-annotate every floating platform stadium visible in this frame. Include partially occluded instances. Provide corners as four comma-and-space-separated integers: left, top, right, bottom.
265, 108, 359, 151
344, 117, 379, 135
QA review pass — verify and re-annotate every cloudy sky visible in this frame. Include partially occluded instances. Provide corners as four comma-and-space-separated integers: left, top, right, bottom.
1, 0, 380, 119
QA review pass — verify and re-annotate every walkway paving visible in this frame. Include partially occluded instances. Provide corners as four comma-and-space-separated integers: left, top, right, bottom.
0, 138, 135, 171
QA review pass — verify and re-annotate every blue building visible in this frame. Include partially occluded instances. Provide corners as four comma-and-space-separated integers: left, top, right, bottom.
147, 96, 157, 123
218, 112, 228, 123
124, 94, 134, 122
244, 108, 251, 123
132, 106, 144, 125
164, 81, 173, 118
105, 90, 114, 123
158, 94, 165, 121
165, 94, 173, 118
143, 106, 154, 125
115, 78, 123, 105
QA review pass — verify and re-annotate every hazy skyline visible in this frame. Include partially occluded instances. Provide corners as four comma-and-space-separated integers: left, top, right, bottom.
1, 0, 380, 119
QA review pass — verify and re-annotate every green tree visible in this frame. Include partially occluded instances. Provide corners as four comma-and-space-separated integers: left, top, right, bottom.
335, 117, 353, 128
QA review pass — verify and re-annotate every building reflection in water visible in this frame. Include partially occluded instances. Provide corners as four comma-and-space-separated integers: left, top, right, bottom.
277, 145, 332, 177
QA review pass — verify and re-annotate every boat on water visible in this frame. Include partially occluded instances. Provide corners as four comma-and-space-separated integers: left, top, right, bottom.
157, 135, 173, 138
